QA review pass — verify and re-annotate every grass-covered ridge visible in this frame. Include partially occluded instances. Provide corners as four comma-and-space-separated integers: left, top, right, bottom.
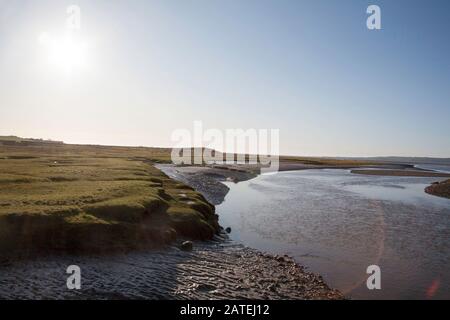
0, 144, 218, 254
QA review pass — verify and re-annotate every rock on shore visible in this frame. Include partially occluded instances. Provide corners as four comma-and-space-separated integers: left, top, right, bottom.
425, 179, 450, 199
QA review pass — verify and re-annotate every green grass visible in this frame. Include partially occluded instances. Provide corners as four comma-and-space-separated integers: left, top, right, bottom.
0, 144, 217, 254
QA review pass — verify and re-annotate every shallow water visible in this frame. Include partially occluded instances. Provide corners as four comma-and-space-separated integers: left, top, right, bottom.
414, 164, 450, 173
217, 169, 450, 299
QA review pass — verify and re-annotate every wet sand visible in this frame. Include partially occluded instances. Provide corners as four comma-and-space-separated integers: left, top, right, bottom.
351, 169, 450, 177
155, 165, 256, 205
0, 238, 342, 300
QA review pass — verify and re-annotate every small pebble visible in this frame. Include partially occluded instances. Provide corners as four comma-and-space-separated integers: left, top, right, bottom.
180, 240, 193, 251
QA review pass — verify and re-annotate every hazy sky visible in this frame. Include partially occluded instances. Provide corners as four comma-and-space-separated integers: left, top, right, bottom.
1, 0, 449, 157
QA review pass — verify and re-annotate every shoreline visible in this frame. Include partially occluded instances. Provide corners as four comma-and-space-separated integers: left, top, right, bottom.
0, 239, 343, 300
157, 161, 447, 206
156, 164, 345, 299
155, 162, 450, 300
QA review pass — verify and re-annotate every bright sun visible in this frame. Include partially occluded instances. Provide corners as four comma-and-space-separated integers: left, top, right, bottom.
38, 32, 88, 74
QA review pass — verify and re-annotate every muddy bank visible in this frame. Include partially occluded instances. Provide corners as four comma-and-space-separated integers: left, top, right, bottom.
155, 164, 256, 205
351, 169, 450, 177
278, 160, 413, 172
0, 239, 342, 300
0, 151, 222, 256
425, 179, 450, 199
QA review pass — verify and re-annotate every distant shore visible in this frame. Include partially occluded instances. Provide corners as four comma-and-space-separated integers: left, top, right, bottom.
351, 169, 450, 178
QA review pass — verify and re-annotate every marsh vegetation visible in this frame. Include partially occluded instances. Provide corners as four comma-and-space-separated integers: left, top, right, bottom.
0, 143, 218, 254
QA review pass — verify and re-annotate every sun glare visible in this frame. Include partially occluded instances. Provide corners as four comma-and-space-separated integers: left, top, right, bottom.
38, 32, 89, 74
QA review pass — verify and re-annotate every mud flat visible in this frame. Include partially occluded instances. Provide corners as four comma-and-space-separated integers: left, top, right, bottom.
155, 164, 257, 205
351, 169, 450, 177
0, 239, 342, 300
425, 179, 450, 199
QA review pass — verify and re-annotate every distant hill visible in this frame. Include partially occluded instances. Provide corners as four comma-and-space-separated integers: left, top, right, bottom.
0, 135, 64, 146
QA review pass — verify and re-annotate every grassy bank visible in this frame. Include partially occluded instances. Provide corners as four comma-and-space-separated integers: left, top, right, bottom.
425, 179, 450, 199
0, 144, 218, 255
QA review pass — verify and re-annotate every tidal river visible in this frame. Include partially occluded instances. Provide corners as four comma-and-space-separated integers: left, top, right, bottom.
1, 167, 448, 300
217, 169, 450, 299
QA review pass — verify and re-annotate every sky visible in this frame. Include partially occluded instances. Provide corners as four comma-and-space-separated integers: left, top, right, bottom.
0, 0, 449, 157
